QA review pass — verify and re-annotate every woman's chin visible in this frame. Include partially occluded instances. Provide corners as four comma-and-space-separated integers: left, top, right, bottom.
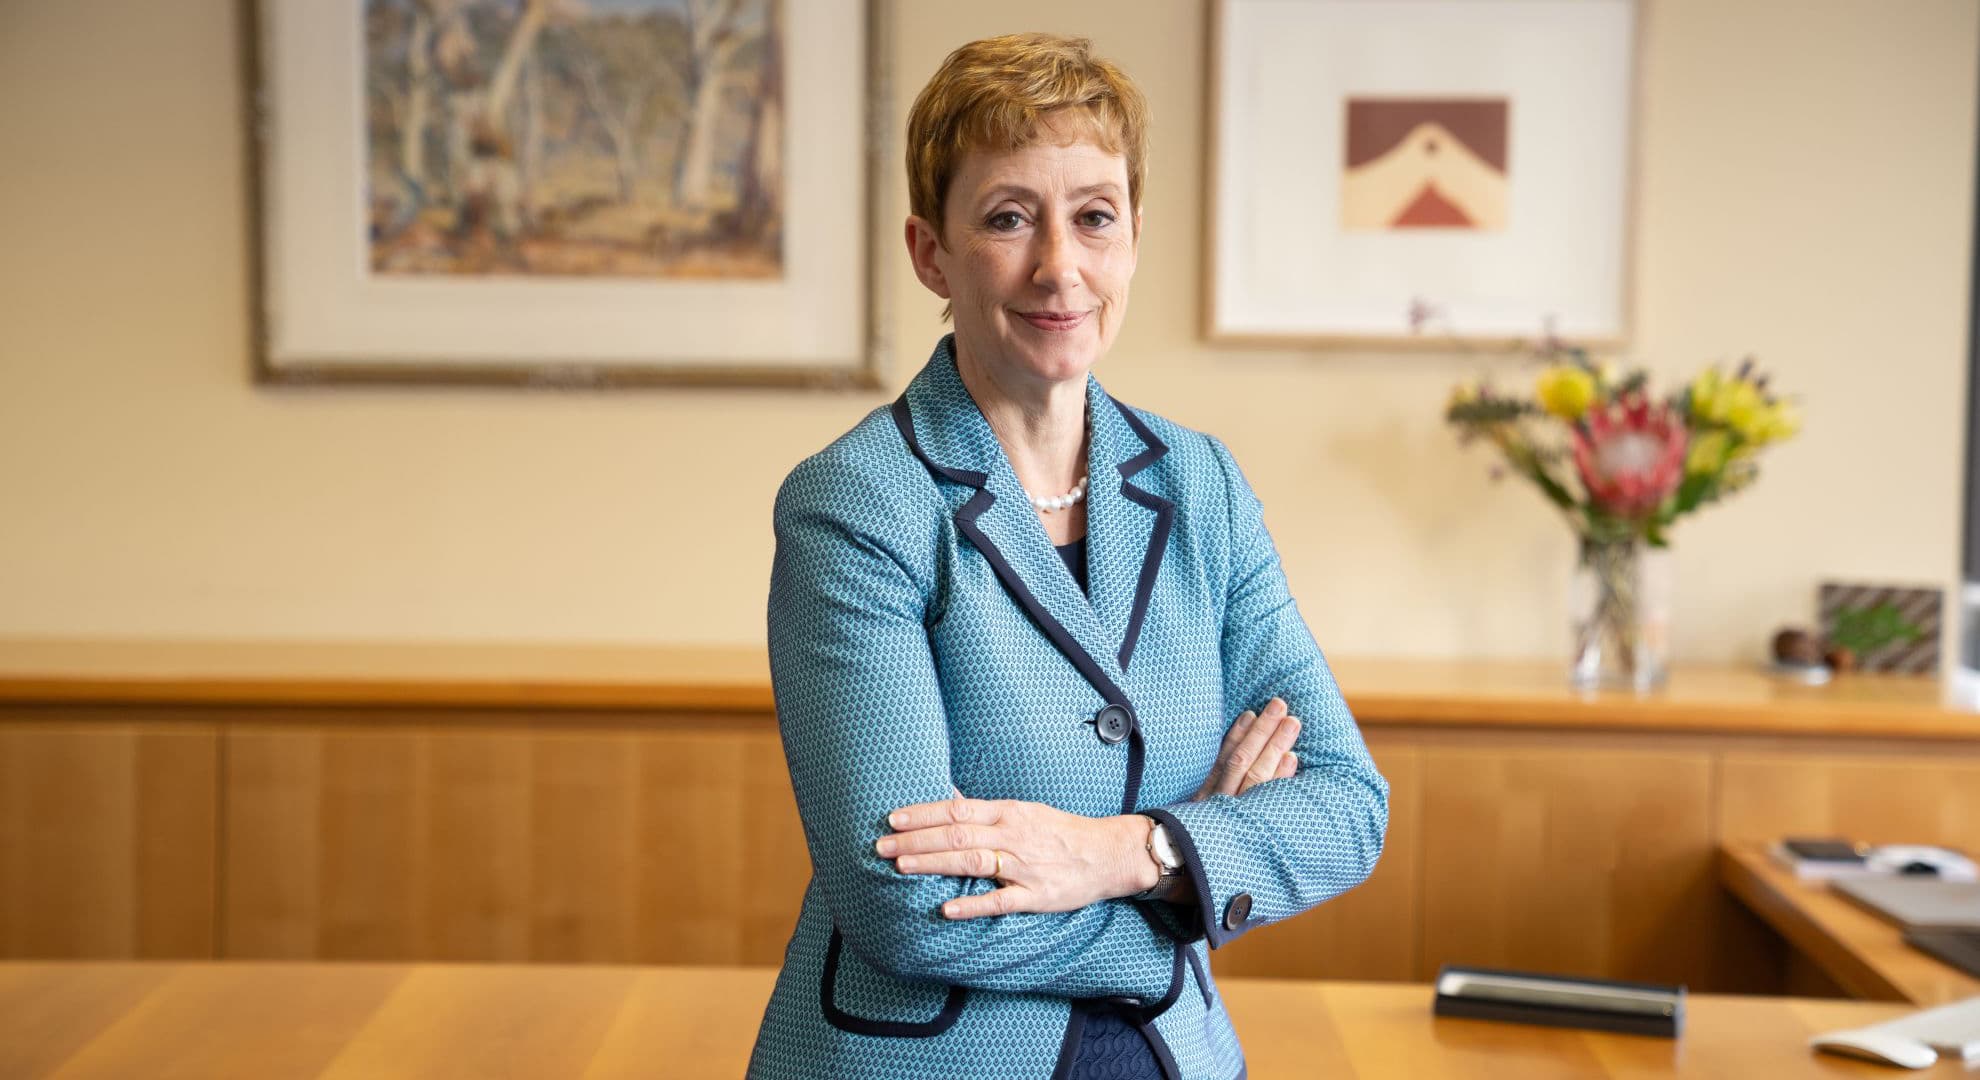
1008, 332, 1103, 383
1025, 352, 1097, 385
955, 322, 1104, 387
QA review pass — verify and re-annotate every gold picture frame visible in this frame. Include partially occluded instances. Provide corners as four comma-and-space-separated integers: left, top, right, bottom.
247, 0, 889, 389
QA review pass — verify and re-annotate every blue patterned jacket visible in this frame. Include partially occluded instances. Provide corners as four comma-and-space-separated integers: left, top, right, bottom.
748, 337, 1389, 1079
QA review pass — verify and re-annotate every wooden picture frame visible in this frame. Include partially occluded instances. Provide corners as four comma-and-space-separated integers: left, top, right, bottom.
1204, 0, 1641, 350
247, 0, 889, 389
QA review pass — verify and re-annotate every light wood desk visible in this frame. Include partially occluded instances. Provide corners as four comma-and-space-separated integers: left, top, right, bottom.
0, 961, 1959, 1079
1719, 840, 1980, 1005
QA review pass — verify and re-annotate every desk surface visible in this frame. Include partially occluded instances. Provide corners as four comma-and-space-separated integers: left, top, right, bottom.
1720, 840, 1980, 1006
0, 961, 1962, 1078
2, 638, 1973, 739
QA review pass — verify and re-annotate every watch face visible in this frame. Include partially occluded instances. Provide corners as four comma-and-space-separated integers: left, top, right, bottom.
1150, 823, 1183, 870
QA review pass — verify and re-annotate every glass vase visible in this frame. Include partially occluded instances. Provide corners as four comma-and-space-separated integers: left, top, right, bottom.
1568, 537, 1673, 691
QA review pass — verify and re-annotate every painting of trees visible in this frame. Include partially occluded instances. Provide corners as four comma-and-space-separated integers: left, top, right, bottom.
363, 0, 783, 278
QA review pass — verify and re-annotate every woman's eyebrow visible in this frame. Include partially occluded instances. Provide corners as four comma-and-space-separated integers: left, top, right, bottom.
978, 182, 1125, 204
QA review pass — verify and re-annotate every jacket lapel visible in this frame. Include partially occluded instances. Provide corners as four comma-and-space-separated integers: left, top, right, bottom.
1084, 390, 1176, 670
894, 338, 1174, 704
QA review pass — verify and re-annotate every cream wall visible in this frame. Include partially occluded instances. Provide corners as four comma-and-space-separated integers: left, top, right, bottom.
0, 0, 1973, 666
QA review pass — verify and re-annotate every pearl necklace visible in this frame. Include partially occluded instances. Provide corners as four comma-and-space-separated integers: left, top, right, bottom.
1024, 474, 1089, 513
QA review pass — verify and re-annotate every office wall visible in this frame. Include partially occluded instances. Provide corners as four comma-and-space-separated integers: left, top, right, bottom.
0, 0, 1973, 665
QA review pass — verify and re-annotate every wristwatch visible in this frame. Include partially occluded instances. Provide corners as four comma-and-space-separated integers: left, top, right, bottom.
1132, 816, 1184, 901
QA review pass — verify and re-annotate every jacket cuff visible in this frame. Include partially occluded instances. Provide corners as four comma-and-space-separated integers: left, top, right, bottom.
1142, 806, 1262, 950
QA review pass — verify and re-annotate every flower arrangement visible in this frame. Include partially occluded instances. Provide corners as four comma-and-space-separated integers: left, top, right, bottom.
1445, 345, 1800, 546
1444, 340, 1801, 687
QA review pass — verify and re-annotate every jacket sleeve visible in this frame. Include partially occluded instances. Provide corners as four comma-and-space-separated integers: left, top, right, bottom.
1142, 435, 1390, 948
768, 453, 1182, 1000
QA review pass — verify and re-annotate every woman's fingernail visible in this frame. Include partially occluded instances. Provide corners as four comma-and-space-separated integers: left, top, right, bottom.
943, 903, 960, 918
897, 856, 916, 871
889, 811, 907, 828
875, 837, 896, 856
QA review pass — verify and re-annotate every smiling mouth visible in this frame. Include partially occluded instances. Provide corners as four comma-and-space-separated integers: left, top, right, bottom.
1017, 311, 1089, 332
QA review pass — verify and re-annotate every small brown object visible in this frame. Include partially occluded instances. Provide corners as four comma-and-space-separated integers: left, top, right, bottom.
1824, 645, 1857, 673
1773, 627, 1823, 665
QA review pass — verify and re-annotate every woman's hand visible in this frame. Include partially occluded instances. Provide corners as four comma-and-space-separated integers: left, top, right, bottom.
878, 699, 1300, 920
1192, 696, 1300, 801
877, 798, 1154, 920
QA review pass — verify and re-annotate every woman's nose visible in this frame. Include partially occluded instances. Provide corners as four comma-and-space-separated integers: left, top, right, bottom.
1031, 220, 1080, 292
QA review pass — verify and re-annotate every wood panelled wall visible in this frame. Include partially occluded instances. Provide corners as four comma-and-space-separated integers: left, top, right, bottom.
6, 703, 1980, 994
0, 720, 217, 958
220, 719, 806, 964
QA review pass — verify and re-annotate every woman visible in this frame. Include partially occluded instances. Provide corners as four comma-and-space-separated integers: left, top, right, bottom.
748, 33, 1389, 1080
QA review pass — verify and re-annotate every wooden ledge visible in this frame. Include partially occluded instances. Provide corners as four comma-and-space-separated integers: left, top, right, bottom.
0, 639, 1973, 738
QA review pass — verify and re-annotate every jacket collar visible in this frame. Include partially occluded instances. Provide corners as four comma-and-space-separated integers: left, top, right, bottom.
892, 336, 1176, 703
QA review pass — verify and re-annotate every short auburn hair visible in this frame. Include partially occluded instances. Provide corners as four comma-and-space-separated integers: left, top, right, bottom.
906, 33, 1149, 243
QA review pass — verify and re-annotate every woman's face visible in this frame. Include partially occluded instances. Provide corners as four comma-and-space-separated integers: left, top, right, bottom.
908, 119, 1140, 391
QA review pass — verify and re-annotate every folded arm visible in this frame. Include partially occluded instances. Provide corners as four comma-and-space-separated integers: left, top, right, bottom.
1146, 436, 1391, 947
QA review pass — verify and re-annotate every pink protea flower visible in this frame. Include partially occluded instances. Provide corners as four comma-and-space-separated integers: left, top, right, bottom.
1571, 392, 1688, 518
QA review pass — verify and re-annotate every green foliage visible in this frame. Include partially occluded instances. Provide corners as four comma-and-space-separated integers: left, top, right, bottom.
1445, 398, 1530, 425
1829, 603, 1924, 655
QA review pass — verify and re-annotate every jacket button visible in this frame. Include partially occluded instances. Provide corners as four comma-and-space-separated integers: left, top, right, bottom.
1223, 893, 1253, 931
1093, 704, 1135, 745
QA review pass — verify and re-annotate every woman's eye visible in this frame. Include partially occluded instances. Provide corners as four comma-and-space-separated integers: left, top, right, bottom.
1079, 210, 1116, 228
987, 211, 1025, 231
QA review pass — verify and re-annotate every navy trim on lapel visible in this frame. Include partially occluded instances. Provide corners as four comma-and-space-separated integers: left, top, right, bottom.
887, 337, 1175, 819
892, 391, 1151, 816
890, 397, 1131, 712
1107, 396, 1177, 670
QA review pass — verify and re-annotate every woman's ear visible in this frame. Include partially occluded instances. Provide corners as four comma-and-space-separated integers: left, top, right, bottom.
904, 215, 951, 299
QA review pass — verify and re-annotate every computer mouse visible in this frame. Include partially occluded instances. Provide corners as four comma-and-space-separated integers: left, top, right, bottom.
1810, 1030, 1937, 1069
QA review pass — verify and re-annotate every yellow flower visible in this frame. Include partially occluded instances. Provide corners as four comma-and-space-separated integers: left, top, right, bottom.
1724, 381, 1767, 441
1535, 366, 1595, 421
1754, 400, 1801, 444
1448, 379, 1481, 409
1687, 369, 1721, 422
1686, 430, 1731, 476
1689, 367, 1759, 428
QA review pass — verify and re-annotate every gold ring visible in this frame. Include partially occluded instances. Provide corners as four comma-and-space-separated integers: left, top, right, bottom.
992, 850, 1004, 881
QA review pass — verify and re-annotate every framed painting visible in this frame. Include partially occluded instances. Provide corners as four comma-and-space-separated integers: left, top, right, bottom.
249, 0, 887, 388
1205, 0, 1639, 348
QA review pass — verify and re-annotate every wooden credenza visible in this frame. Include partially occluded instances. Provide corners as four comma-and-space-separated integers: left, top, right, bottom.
3, 640, 1977, 993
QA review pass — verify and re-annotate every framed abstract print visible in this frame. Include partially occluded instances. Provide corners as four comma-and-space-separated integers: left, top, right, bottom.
250, 0, 887, 387
1206, 0, 1639, 348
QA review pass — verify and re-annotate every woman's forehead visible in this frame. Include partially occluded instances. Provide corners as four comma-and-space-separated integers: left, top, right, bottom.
953, 139, 1130, 201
